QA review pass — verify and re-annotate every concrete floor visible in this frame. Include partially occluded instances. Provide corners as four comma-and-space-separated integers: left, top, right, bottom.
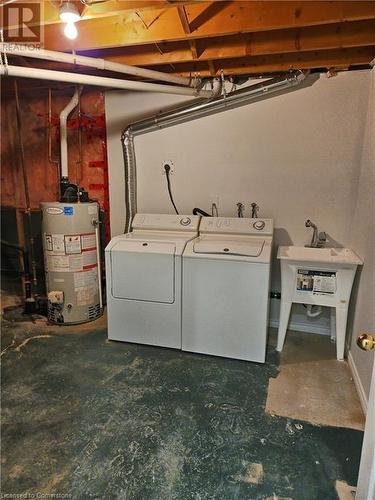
1, 303, 364, 499
266, 331, 365, 431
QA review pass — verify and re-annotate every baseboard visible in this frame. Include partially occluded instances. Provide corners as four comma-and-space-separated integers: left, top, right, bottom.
347, 351, 368, 415
269, 319, 331, 336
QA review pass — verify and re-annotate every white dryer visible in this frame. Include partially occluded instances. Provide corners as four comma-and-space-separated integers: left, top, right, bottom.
105, 214, 200, 348
182, 217, 273, 362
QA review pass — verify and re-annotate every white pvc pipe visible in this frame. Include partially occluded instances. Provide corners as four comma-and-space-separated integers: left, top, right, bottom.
0, 44, 192, 87
306, 304, 323, 318
0, 65, 214, 97
60, 87, 80, 179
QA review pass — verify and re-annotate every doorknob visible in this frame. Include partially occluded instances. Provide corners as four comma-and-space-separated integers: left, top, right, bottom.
357, 333, 375, 351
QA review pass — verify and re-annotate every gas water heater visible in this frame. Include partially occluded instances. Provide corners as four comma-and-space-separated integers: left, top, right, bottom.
41, 201, 102, 324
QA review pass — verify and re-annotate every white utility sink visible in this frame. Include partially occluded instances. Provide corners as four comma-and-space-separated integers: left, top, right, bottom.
278, 246, 363, 265
276, 245, 363, 361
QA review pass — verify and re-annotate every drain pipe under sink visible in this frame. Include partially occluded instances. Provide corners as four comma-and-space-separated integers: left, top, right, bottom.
305, 304, 323, 318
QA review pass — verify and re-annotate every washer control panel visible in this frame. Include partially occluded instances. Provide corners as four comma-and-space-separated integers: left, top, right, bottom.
253, 220, 266, 231
200, 217, 273, 236
132, 213, 200, 232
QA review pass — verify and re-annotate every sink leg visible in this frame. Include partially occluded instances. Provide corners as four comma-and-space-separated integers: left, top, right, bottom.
277, 301, 292, 352
330, 307, 336, 342
335, 307, 348, 361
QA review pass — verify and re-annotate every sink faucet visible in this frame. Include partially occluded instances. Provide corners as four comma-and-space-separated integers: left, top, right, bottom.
305, 219, 327, 248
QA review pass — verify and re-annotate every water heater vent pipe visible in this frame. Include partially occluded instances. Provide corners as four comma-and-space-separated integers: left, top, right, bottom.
60, 87, 81, 180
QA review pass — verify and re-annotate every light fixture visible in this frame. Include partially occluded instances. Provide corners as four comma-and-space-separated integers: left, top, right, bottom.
64, 22, 78, 40
59, 2, 80, 40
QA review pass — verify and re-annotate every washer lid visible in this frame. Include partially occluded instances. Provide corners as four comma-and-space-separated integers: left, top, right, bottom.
193, 239, 264, 257
111, 240, 175, 303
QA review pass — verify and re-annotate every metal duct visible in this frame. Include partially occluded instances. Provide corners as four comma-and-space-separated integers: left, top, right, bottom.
121, 70, 320, 232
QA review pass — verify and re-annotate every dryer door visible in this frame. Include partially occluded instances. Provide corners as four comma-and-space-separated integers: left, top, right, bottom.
110, 240, 175, 303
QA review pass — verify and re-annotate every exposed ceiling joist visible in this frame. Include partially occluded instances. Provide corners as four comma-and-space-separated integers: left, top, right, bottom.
97, 19, 375, 67
2, 1, 374, 81
154, 46, 375, 77
11, 1, 206, 28
41, 1, 375, 52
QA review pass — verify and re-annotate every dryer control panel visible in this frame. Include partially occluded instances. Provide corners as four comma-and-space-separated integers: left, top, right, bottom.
200, 217, 273, 236
132, 213, 200, 232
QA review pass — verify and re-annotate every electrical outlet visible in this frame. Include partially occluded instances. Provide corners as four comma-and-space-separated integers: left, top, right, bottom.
162, 160, 174, 175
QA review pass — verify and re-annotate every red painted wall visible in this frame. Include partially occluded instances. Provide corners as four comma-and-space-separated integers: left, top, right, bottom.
1, 82, 109, 236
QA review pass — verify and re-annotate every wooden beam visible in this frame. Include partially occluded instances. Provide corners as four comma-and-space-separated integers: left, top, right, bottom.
4, 0, 204, 28
207, 60, 216, 76
177, 4, 198, 59
177, 5, 191, 34
100, 19, 375, 67
42, 2, 375, 51
147, 46, 375, 76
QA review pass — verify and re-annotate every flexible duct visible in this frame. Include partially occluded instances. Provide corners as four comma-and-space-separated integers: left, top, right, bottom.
121, 70, 320, 232
0, 65, 215, 98
0, 43, 193, 87
60, 87, 81, 179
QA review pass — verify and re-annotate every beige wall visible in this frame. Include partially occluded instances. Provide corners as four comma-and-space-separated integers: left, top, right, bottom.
105, 70, 373, 397
348, 69, 375, 403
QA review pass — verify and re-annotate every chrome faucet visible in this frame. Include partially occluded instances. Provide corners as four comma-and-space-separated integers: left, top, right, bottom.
305, 219, 327, 248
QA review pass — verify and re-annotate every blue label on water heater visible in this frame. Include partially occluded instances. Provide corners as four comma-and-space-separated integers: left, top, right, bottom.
64, 207, 73, 216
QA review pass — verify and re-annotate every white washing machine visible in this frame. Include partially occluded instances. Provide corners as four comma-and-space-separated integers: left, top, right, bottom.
182, 217, 273, 362
105, 213, 200, 348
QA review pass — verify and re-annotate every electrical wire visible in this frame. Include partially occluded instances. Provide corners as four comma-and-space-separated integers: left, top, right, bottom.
164, 164, 179, 215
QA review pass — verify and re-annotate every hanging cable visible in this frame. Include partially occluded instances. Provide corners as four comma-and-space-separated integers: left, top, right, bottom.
164, 164, 179, 214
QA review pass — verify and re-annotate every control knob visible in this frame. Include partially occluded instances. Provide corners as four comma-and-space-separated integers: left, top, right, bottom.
180, 217, 191, 226
253, 220, 265, 230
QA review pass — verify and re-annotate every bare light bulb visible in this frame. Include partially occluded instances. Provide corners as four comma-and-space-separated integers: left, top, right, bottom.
64, 22, 78, 40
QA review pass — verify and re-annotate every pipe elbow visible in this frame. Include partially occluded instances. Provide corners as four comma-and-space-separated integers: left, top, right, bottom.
59, 87, 81, 123
306, 304, 323, 318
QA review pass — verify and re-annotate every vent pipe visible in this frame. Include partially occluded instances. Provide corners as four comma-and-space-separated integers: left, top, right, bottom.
60, 87, 81, 180
0, 65, 216, 98
121, 70, 320, 232
0, 43, 194, 88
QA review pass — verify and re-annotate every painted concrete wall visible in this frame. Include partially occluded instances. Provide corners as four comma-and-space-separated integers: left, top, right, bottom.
105, 70, 371, 337
348, 69, 375, 403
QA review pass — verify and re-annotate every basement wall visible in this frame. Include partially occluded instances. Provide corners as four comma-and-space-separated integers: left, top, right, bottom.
105, 69, 371, 341
1, 83, 109, 285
